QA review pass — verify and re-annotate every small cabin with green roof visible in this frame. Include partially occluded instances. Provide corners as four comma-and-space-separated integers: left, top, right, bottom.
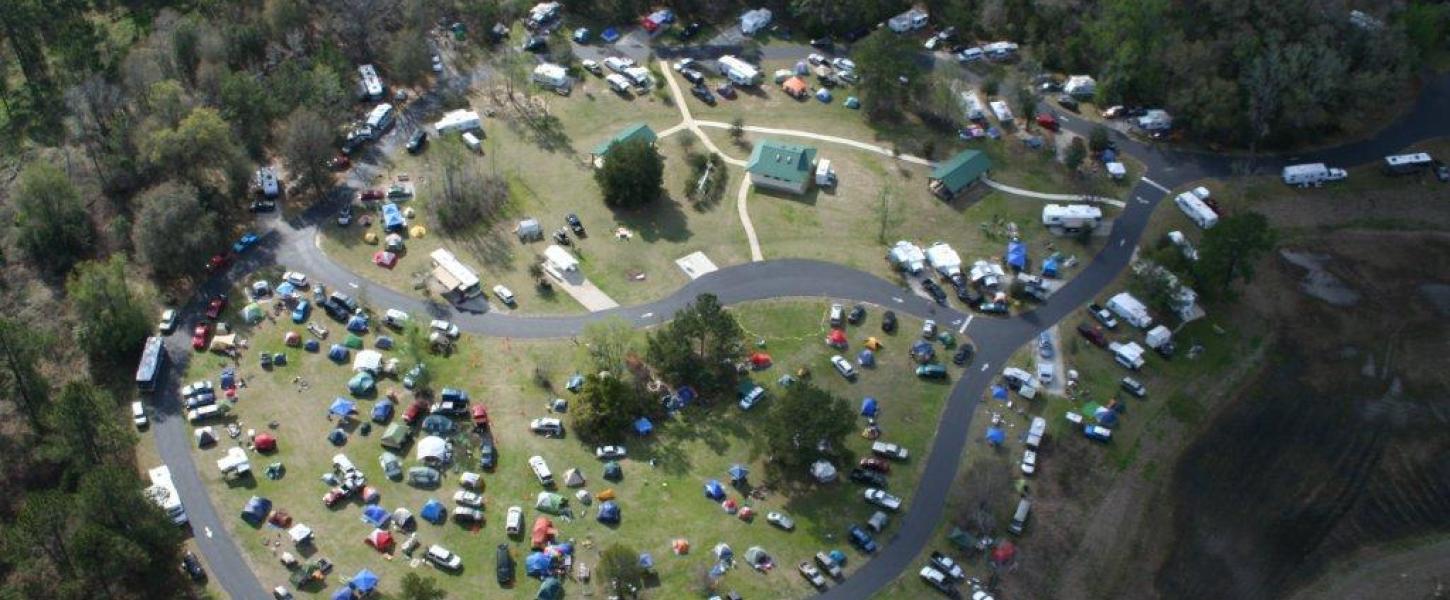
930, 150, 992, 200
746, 139, 818, 195
591, 123, 657, 167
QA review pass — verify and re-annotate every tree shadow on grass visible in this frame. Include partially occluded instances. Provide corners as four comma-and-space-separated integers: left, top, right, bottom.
608, 194, 692, 244
455, 224, 520, 271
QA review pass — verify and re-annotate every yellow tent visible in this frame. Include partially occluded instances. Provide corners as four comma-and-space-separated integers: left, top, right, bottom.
594, 488, 616, 501
209, 333, 238, 353
409, 225, 427, 238
863, 337, 883, 351
364, 231, 378, 244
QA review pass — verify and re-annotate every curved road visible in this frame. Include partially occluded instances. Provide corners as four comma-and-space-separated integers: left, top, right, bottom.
152, 52, 1450, 599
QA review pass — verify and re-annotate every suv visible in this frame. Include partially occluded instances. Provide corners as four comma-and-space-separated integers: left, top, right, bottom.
871, 441, 909, 460
828, 304, 845, 326
430, 319, 460, 339
1088, 304, 1118, 329
1120, 377, 1147, 398
426, 545, 463, 570
849, 468, 887, 487
530, 418, 563, 437
831, 355, 857, 380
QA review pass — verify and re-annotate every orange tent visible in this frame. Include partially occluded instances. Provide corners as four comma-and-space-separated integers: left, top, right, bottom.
749, 353, 772, 368
783, 77, 808, 98
531, 517, 557, 548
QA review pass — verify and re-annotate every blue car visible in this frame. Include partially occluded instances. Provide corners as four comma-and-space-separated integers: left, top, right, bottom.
291, 299, 310, 323
232, 232, 259, 253
848, 525, 878, 553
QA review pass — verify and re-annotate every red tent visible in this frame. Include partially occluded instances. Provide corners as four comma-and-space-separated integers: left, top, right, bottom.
749, 353, 772, 369
254, 433, 277, 452
531, 517, 556, 548
283, 331, 301, 347
365, 529, 393, 552
990, 540, 1017, 565
372, 251, 398, 268
825, 329, 848, 348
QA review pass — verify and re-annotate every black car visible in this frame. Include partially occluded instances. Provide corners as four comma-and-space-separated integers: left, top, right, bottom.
849, 468, 887, 487
847, 304, 866, 325
691, 84, 716, 105
881, 310, 897, 333
1435, 162, 1450, 182
809, 36, 833, 50
952, 344, 975, 366
566, 213, 585, 236
181, 552, 207, 582
716, 83, 737, 99
495, 544, 515, 584
479, 436, 498, 470
406, 130, 428, 154
952, 280, 982, 305
1057, 94, 1080, 112
921, 279, 947, 304
320, 298, 350, 321
677, 22, 703, 40
521, 35, 546, 52
680, 68, 705, 85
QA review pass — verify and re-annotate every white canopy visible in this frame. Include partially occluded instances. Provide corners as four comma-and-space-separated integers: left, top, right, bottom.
288, 524, 313, 543
353, 350, 383, 373
544, 245, 578, 272
810, 460, 837, 483
416, 436, 449, 463
216, 447, 251, 474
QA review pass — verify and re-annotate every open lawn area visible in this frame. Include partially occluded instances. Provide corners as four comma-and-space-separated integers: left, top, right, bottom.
179, 291, 966, 599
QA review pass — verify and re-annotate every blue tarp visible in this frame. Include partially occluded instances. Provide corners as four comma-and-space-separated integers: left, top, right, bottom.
596, 501, 620, 523
328, 429, 347, 445
600, 27, 620, 43
704, 480, 725, 500
728, 464, 748, 483
985, 427, 1006, 446
330, 398, 357, 417
381, 203, 404, 231
328, 344, 348, 362
330, 587, 352, 600
240, 496, 271, 525
861, 397, 879, 417
362, 504, 389, 528
1043, 257, 1060, 278
372, 400, 394, 423
634, 417, 653, 436
638, 552, 654, 570
347, 315, 369, 333
1007, 241, 1027, 270
858, 349, 875, 366
351, 569, 379, 593
992, 385, 1009, 400
420, 499, 445, 524
525, 552, 552, 577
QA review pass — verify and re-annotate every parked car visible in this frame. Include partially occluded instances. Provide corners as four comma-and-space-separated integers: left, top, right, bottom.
1021, 449, 1038, 475
690, 84, 716, 105
291, 300, 310, 324
922, 320, 937, 339
565, 213, 585, 236
681, 68, 705, 84
1088, 303, 1119, 329
836, 70, 859, 84
798, 561, 827, 588
1084, 425, 1113, 442
426, 545, 463, 570
283, 271, 308, 287
454, 490, 484, 508
159, 309, 179, 334
595, 445, 627, 459
1121, 377, 1147, 398
815, 552, 843, 578
384, 308, 410, 328
1077, 323, 1108, 347
847, 525, 878, 553
430, 319, 460, 338
830, 354, 857, 380
379, 453, 403, 479
181, 552, 207, 582
407, 466, 441, 487
1435, 162, 1450, 182
453, 506, 484, 523
871, 441, 909, 460
505, 506, 524, 535
233, 232, 259, 253
478, 437, 498, 469
132, 401, 148, 428
807, 53, 827, 66
495, 544, 515, 584
406, 130, 428, 154
1038, 332, 1054, 358
677, 22, 703, 40
581, 59, 602, 75
953, 344, 975, 365
191, 323, 212, 350
929, 551, 967, 580
921, 279, 946, 304
919, 565, 953, 594
831, 57, 856, 71
530, 418, 563, 437
847, 304, 866, 325
849, 468, 887, 487
864, 488, 903, 511
1057, 94, 1080, 112
493, 285, 516, 306
716, 83, 737, 99
859, 457, 890, 473
766, 511, 795, 531
916, 364, 947, 379
205, 295, 227, 320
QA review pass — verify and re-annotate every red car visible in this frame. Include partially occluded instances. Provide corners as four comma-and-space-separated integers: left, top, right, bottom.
191, 323, 212, 350
204, 295, 227, 320
327, 154, 351, 170
471, 404, 490, 428
859, 457, 891, 474
402, 400, 428, 425
358, 189, 385, 201
1077, 323, 1108, 348
1035, 113, 1059, 131
205, 254, 231, 273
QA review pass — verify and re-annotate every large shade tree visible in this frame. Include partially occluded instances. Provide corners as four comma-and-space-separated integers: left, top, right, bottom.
594, 137, 663, 208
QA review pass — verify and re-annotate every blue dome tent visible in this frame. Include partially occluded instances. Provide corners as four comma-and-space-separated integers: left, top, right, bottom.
525, 551, 552, 577
350, 569, 379, 594
633, 417, 653, 436
346, 314, 369, 333
603, 461, 623, 480
985, 427, 1006, 446
829, 549, 847, 565
240, 496, 271, 525
1007, 240, 1028, 271
304, 339, 320, 352
860, 397, 879, 417
362, 505, 390, 528
330, 587, 353, 600
727, 464, 749, 484
858, 349, 876, 367
1042, 257, 1060, 278
992, 385, 1009, 400
329, 398, 357, 418
704, 480, 725, 500
327, 428, 348, 445
420, 499, 445, 524
328, 344, 349, 362
816, 88, 832, 103
596, 501, 620, 523
372, 399, 394, 423
1095, 407, 1119, 427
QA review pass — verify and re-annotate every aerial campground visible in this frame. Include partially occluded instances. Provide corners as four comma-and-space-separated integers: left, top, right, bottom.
2, 2, 1449, 600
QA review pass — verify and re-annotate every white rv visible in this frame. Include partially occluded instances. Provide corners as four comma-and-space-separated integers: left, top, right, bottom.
433, 109, 481, 135
958, 90, 987, 121
1106, 292, 1153, 329
1281, 163, 1347, 187
358, 64, 385, 100
146, 466, 189, 525
1041, 204, 1103, 231
1173, 187, 1218, 229
1382, 153, 1433, 175
982, 41, 1019, 60
365, 103, 396, 132
1064, 75, 1096, 98
740, 8, 772, 35
925, 242, 962, 279
532, 63, 571, 91
1110, 341, 1146, 370
604, 73, 633, 93
717, 55, 762, 86
989, 100, 1015, 125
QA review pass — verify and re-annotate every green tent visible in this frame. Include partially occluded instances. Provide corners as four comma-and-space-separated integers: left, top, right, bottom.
535, 492, 565, 514
536, 577, 563, 600
347, 372, 375, 396
241, 303, 264, 324
344, 334, 365, 349
948, 527, 976, 550
380, 422, 410, 450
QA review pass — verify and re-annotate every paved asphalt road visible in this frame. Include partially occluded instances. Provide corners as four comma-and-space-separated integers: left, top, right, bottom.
154, 29, 1450, 599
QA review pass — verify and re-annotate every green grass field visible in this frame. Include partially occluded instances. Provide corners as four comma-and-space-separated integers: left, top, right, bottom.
180, 294, 968, 599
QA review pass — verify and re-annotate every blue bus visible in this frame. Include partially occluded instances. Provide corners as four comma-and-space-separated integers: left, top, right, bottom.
135, 336, 167, 392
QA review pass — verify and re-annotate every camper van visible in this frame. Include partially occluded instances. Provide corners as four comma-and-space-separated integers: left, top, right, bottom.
1282, 163, 1347, 187
1383, 153, 1433, 175
1106, 292, 1153, 329
989, 100, 1015, 124
1024, 417, 1047, 449
1173, 187, 1218, 229
187, 404, 222, 423
528, 455, 554, 487
532, 63, 570, 92
605, 73, 633, 94
1110, 341, 1146, 370
1041, 204, 1103, 231
958, 90, 987, 121
1007, 498, 1031, 535
623, 67, 652, 90
358, 64, 385, 100
717, 56, 763, 86
365, 103, 396, 133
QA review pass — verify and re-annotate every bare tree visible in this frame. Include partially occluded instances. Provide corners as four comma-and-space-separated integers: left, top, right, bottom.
1243, 43, 1287, 171
329, 0, 399, 62
280, 108, 337, 201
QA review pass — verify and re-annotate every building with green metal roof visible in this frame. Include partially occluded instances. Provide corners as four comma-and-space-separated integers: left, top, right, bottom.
746, 139, 818, 195
590, 123, 657, 166
930, 149, 992, 199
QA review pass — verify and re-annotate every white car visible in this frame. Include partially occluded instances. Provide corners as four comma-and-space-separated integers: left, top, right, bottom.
1021, 449, 1038, 475
282, 271, 308, 287
830, 354, 857, 380
454, 490, 484, 508
131, 401, 148, 428
384, 308, 410, 328
595, 445, 627, 459
158, 309, 178, 334
671, 58, 696, 72
766, 511, 795, 531
830, 57, 856, 72
430, 319, 460, 339
530, 418, 563, 437
602, 56, 633, 73
425, 544, 463, 570
807, 53, 827, 66
922, 319, 937, 338
828, 303, 844, 326
431, 54, 443, 72
493, 285, 516, 306
505, 505, 524, 535
864, 488, 902, 511
581, 59, 602, 75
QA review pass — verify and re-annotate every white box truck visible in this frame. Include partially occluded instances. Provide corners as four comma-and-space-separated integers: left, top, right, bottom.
1025, 417, 1047, 449
1173, 188, 1218, 229
1106, 292, 1153, 329
1110, 341, 1146, 370
1282, 163, 1347, 187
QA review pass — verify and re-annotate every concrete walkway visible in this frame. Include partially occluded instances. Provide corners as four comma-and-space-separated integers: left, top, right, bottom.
982, 176, 1128, 208
695, 120, 934, 167
736, 179, 763, 261
547, 267, 620, 312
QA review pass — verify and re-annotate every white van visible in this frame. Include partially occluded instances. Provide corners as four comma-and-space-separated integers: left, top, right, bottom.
1173, 188, 1218, 230
605, 73, 632, 93
528, 455, 554, 486
461, 131, 482, 152
187, 404, 221, 423
1007, 498, 1031, 535
332, 453, 357, 474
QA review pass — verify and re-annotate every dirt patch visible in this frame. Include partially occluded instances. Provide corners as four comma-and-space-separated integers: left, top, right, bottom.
1278, 250, 1362, 307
